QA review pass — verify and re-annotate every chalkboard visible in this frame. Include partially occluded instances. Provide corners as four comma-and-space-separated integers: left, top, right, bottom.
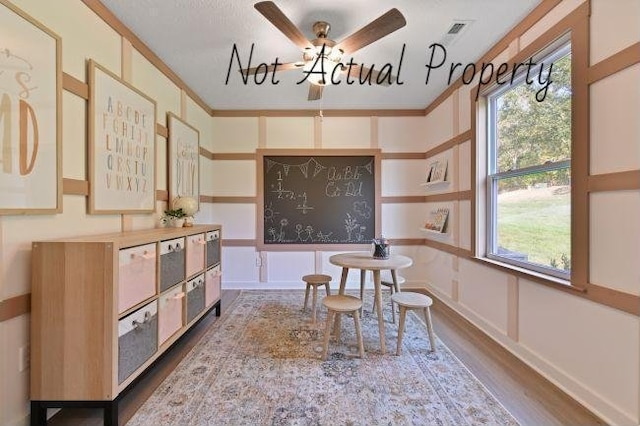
259, 151, 380, 248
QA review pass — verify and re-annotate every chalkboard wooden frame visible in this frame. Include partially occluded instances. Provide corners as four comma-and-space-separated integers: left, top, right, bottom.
257, 149, 381, 251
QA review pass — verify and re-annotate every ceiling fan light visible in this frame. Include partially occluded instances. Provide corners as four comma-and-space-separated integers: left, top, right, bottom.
302, 56, 341, 86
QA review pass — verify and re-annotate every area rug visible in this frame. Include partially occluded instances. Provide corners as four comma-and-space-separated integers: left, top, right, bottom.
126, 290, 519, 425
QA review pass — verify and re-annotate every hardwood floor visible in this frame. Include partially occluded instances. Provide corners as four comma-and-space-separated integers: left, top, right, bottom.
47, 289, 604, 426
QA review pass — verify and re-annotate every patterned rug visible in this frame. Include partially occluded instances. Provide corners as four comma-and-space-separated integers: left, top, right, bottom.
126, 290, 519, 425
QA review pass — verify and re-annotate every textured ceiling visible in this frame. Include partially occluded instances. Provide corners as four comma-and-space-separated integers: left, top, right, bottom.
98, 0, 541, 111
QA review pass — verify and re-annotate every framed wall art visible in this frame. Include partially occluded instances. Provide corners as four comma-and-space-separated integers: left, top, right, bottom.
167, 112, 199, 212
0, 0, 62, 214
88, 59, 156, 214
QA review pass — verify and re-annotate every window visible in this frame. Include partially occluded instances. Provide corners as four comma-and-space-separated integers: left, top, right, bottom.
486, 41, 572, 279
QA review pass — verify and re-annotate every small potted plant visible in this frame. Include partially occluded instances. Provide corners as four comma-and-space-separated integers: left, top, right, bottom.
161, 208, 187, 228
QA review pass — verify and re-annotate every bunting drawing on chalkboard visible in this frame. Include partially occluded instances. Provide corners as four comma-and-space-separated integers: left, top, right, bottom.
265, 157, 373, 179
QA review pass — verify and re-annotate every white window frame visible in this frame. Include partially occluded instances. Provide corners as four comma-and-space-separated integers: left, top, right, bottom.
485, 40, 572, 280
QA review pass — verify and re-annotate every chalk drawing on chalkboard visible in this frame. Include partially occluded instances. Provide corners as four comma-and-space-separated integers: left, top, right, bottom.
296, 192, 314, 214
265, 158, 328, 179
294, 224, 316, 242
353, 201, 372, 219
264, 201, 280, 224
272, 171, 295, 199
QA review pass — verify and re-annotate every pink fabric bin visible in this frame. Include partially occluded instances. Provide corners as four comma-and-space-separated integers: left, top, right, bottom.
205, 266, 221, 307
158, 285, 184, 345
118, 243, 156, 313
186, 233, 206, 278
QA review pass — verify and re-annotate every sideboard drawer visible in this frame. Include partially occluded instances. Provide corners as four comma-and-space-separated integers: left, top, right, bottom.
186, 274, 205, 324
158, 286, 184, 346
159, 237, 185, 292
205, 230, 221, 267
118, 300, 158, 384
118, 243, 156, 313
205, 265, 221, 308
186, 233, 206, 278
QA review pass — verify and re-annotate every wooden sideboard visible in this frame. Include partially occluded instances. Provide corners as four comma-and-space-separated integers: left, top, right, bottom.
29, 224, 222, 426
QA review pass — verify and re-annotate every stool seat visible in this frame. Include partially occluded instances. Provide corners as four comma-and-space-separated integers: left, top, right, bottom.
322, 295, 363, 312
391, 291, 432, 309
302, 274, 332, 284
301, 274, 332, 324
391, 291, 436, 355
321, 295, 365, 360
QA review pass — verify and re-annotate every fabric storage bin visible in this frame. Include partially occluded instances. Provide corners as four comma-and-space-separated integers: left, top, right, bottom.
118, 243, 156, 313
158, 285, 185, 346
206, 230, 221, 268
159, 237, 185, 292
186, 233, 206, 278
118, 300, 158, 384
205, 265, 221, 307
186, 274, 205, 324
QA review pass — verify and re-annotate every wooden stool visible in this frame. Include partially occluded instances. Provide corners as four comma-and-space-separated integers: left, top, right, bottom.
391, 292, 437, 355
321, 295, 365, 360
302, 274, 331, 323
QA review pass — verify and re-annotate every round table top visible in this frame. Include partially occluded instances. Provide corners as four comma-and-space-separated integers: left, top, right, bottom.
329, 251, 413, 270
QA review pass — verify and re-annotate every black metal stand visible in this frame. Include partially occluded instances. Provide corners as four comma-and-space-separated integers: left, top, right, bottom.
30, 299, 222, 425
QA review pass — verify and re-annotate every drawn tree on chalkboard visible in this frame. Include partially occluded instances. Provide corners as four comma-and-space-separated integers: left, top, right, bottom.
263, 155, 376, 244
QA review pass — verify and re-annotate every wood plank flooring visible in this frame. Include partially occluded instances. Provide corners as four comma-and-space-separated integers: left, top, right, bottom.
47, 289, 604, 426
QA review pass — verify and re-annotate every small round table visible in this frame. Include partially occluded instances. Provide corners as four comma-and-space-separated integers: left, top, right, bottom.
329, 252, 413, 354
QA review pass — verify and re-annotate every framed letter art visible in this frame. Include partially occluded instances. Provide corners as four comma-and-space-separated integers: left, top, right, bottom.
88, 60, 156, 214
0, 0, 62, 214
167, 113, 199, 212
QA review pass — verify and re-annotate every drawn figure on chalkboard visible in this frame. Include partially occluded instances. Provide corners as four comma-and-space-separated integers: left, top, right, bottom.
278, 218, 289, 241
264, 201, 279, 224
305, 225, 314, 241
267, 227, 278, 242
353, 201, 372, 219
356, 226, 367, 241
294, 224, 304, 241
316, 231, 333, 242
296, 192, 314, 214
344, 213, 361, 242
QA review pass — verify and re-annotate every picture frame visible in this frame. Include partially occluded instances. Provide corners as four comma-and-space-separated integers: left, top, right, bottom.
88, 60, 157, 214
0, 0, 62, 214
426, 159, 448, 183
167, 112, 200, 212
424, 207, 449, 233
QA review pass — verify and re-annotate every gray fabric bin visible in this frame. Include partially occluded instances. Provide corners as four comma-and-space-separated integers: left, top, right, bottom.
206, 230, 220, 267
118, 301, 158, 384
186, 274, 205, 324
160, 238, 186, 292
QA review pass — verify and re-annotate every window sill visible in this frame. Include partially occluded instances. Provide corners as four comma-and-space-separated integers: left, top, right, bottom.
471, 256, 585, 293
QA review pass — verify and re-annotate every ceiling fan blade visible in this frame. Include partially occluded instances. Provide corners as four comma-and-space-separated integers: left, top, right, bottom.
254, 1, 313, 50
239, 61, 302, 78
308, 84, 323, 101
336, 8, 406, 55
344, 65, 396, 86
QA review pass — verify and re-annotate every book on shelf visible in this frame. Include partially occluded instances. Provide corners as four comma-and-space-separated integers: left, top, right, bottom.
426, 159, 448, 183
423, 207, 449, 233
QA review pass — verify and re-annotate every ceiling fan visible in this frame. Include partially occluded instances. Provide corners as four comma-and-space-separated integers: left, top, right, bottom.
241, 1, 406, 101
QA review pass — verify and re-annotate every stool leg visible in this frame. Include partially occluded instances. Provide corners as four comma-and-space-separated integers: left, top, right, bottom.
423, 307, 437, 352
396, 306, 407, 356
322, 310, 334, 360
353, 309, 365, 358
333, 312, 342, 343
303, 283, 310, 311
325, 283, 331, 296
390, 287, 396, 324
311, 285, 318, 324
359, 269, 366, 315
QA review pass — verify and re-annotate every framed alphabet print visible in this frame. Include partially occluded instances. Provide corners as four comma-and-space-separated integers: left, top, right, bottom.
0, 0, 62, 214
88, 60, 156, 214
167, 113, 199, 211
